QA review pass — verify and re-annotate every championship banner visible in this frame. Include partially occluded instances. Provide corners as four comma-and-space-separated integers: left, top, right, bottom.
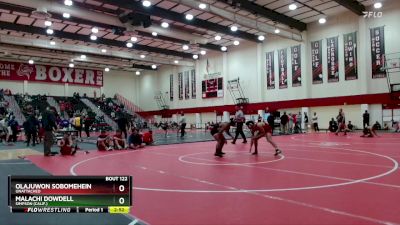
184, 71, 190, 99
370, 26, 386, 78
344, 32, 358, 80
278, 48, 288, 89
291, 45, 301, 87
178, 72, 183, 100
311, 40, 323, 84
191, 69, 196, 99
327, 36, 339, 82
169, 74, 173, 101
266, 51, 275, 89
0, 60, 103, 87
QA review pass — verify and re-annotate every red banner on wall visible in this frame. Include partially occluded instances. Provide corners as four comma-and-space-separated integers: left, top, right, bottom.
0, 60, 103, 87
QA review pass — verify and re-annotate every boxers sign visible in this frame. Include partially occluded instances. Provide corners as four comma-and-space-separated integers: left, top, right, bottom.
0, 60, 103, 87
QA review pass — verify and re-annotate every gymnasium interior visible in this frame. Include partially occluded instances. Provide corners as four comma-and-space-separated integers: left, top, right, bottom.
0, 0, 399, 225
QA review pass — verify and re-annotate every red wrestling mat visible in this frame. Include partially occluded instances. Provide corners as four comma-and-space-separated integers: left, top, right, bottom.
26, 133, 400, 225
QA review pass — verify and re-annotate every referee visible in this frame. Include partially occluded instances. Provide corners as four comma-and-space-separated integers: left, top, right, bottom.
232, 106, 247, 144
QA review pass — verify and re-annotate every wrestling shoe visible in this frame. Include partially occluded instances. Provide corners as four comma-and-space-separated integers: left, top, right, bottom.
274, 149, 282, 156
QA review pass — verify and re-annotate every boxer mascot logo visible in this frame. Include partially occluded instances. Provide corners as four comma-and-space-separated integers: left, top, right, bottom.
17, 64, 34, 80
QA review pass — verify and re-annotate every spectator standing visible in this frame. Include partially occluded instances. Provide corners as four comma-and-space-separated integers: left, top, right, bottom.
265, 107, 276, 135
25, 113, 39, 147
297, 112, 303, 133
179, 113, 186, 138
116, 113, 128, 138
304, 112, 309, 133
280, 112, 289, 134
363, 110, 370, 128
288, 113, 293, 134
312, 112, 320, 132
7, 116, 19, 143
72, 114, 82, 140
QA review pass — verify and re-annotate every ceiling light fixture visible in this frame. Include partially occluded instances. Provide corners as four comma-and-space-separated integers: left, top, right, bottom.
50, 41, 56, 45
46, 29, 54, 35
101, 49, 107, 53
44, 21, 52, 26
274, 28, 280, 34
63, 13, 70, 18
142, 0, 151, 7
233, 40, 240, 46
258, 35, 265, 41
230, 26, 238, 32
131, 37, 138, 42
289, 3, 297, 10
80, 55, 86, 59
91, 27, 99, 33
69, 63, 74, 68
152, 65, 157, 69
185, 14, 194, 20
200, 50, 206, 55
174, 60, 179, 64
221, 46, 227, 51
193, 55, 199, 59
199, 3, 207, 9
374, 2, 382, 9
104, 68, 110, 72
126, 42, 133, 48
215, 35, 222, 40
28, 59, 34, 64
140, 55, 146, 58
161, 22, 169, 28
318, 17, 327, 24
152, 32, 158, 36
182, 45, 189, 50
90, 35, 97, 40
64, 0, 73, 6
136, 71, 141, 75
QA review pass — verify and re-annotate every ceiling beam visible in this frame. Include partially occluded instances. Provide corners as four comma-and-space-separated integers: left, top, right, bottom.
0, 21, 194, 59
100, 0, 260, 42
331, 0, 366, 15
0, 2, 220, 52
132, 64, 156, 70
217, 0, 307, 31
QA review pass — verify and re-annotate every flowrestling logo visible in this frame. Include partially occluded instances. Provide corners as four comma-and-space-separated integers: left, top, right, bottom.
363, 11, 383, 18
